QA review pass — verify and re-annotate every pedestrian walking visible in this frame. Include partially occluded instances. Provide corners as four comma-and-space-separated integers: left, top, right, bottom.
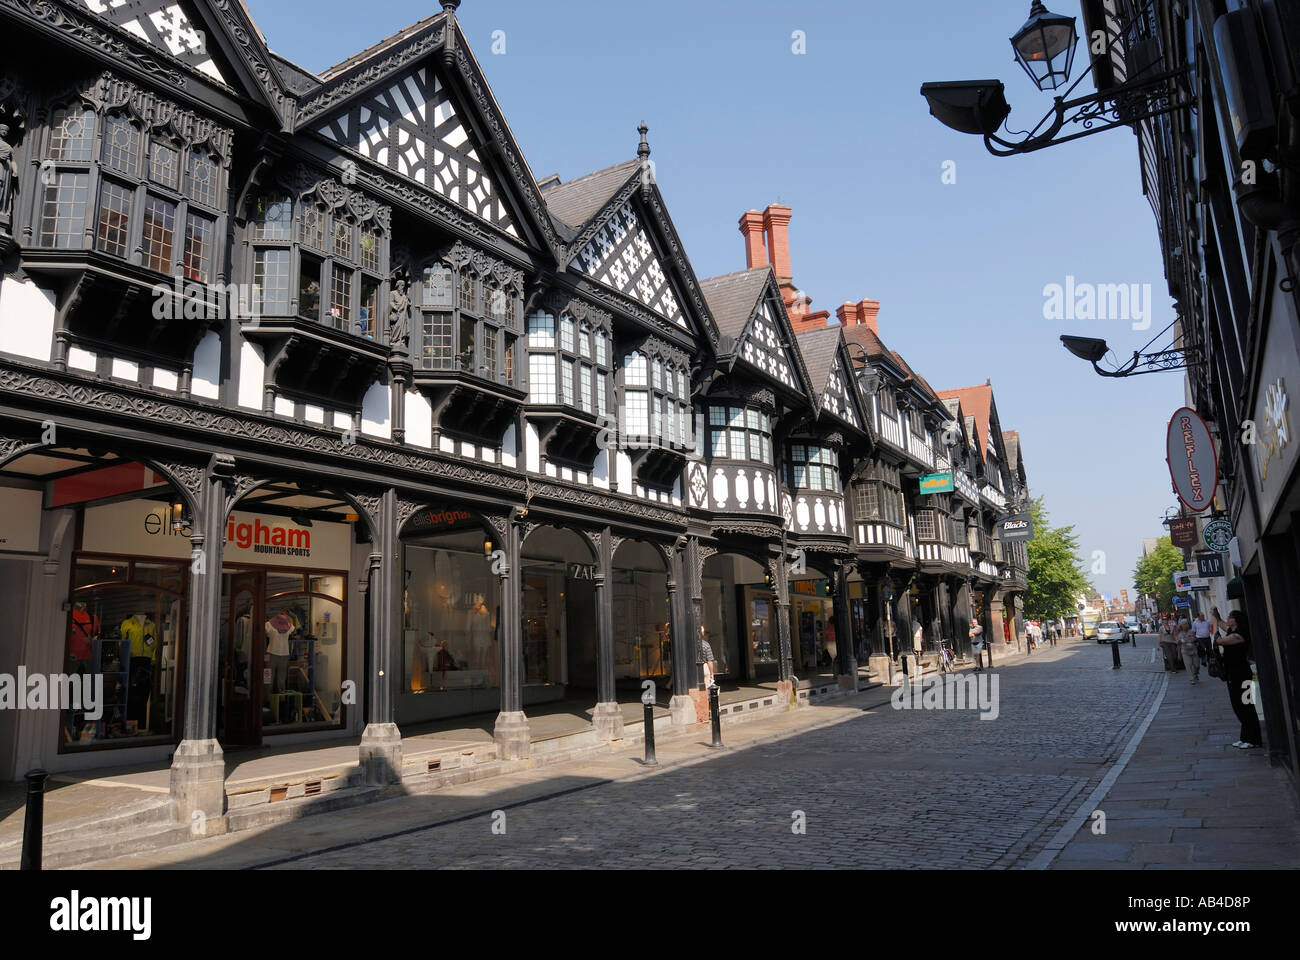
1214, 609, 1262, 750
1179, 619, 1202, 684
699, 624, 716, 689
1049, 621, 1058, 647
1159, 616, 1180, 671
970, 620, 984, 671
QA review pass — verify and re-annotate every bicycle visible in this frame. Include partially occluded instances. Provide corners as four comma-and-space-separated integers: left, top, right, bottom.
936, 638, 956, 673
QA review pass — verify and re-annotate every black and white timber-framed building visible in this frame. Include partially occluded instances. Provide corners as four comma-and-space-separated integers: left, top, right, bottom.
0, 0, 1031, 818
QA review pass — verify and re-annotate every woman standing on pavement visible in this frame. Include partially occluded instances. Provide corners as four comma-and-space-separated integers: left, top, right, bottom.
1214, 610, 1262, 750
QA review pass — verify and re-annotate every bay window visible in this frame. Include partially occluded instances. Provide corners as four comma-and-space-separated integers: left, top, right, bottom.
707, 404, 772, 463
415, 255, 521, 386
788, 445, 841, 493
526, 309, 609, 413
853, 462, 904, 526
249, 185, 388, 338
39, 99, 226, 284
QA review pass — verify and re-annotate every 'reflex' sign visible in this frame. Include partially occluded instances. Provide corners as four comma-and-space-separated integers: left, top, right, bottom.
1166, 406, 1218, 513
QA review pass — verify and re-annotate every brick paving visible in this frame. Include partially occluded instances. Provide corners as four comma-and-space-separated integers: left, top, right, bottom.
79, 637, 1299, 870
272, 642, 1181, 869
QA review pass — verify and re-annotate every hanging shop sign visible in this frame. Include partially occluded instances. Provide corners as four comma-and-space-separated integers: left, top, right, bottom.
1172, 570, 1191, 592
1173, 595, 1191, 610
0, 488, 43, 553
999, 512, 1034, 541
1165, 407, 1218, 512
919, 472, 955, 494
1202, 518, 1233, 552
1195, 552, 1225, 578
82, 500, 352, 570
1167, 516, 1199, 549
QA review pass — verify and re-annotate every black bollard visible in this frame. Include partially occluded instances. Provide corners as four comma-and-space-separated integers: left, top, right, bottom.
709, 685, 722, 748
1111, 639, 1122, 669
21, 769, 48, 871
643, 701, 657, 765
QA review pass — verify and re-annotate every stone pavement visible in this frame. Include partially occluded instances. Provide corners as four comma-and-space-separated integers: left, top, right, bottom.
1050, 643, 1300, 869
67, 638, 1300, 870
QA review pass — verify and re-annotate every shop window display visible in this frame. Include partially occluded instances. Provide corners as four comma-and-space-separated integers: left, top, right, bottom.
65, 557, 185, 747
403, 544, 500, 693
612, 568, 671, 679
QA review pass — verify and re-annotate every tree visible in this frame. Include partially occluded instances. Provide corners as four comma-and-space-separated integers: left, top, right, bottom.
1133, 536, 1185, 614
1024, 497, 1092, 620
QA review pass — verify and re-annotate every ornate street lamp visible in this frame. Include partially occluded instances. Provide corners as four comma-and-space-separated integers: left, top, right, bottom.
1011, 1, 1079, 92
921, 0, 1188, 156
1059, 319, 1201, 378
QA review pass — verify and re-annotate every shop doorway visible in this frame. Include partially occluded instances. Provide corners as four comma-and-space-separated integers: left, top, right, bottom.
217, 565, 348, 746
789, 570, 836, 678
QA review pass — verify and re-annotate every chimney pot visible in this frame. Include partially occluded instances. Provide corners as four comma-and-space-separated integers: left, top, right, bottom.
738, 211, 766, 270
762, 204, 794, 282
857, 298, 881, 336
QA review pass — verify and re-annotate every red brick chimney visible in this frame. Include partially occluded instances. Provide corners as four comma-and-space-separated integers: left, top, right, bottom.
835, 302, 860, 327
857, 298, 880, 336
762, 204, 793, 282
739, 210, 766, 269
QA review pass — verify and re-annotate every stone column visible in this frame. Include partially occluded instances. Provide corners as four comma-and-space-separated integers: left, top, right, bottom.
389, 360, 411, 445
493, 511, 530, 757
358, 490, 403, 784
592, 528, 623, 740
667, 539, 695, 726
771, 552, 796, 703
169, 454, 230, 825
834, 559, 857, 690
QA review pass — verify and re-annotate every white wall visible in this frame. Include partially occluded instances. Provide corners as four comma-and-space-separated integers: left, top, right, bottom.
237, 339, 265, 409
0, 276, 56, 362
191, 331, 221, 399
360, 380, 391, 439
405, 390, 432, 447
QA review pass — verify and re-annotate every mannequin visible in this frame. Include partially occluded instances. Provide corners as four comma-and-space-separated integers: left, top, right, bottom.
69, 601, 98, 669
412, 632, 437, 691
265, 611, 293, 697
468, 593, 496, 682
121, 612, 157, 729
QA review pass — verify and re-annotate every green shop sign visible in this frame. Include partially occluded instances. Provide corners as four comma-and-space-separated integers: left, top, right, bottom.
919, 472, 955, 494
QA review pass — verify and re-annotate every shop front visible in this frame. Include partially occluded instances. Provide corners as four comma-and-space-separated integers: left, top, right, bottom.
788, 575, 836, 677
701, 552, 770, 682
398, 507, 501, 724
72, 497, 356, 750
612, 540, 671, 691
520, 525, 595, 706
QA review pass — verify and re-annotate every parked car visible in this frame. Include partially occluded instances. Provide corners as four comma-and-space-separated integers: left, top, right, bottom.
1095, 621, 1129, 644
1125, 616, 1141, 635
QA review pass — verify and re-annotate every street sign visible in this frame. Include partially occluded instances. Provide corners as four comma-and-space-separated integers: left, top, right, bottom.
1173, 570, 1191, 591
1000, 512, 1034, 541
1196, 552, 1225, 578
1165, 407, 1218, 513
1168, 516, 1198, 549
1203, 518, 1233, 552
919, 472, 954, 494
1173, 595, 1191, 609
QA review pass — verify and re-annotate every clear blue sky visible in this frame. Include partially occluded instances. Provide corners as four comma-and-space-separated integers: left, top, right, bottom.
247, 0, 1184, 599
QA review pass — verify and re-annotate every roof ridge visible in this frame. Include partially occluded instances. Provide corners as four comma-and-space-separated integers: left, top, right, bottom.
318, 14, 442, 80
699, 266, 770, 285
550, 158, 640, 190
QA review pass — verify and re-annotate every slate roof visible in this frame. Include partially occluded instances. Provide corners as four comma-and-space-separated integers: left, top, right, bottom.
793, 325, 843, 406
540, 160, 640, 231
937, 385, 995, 463
698, 268, 771, 341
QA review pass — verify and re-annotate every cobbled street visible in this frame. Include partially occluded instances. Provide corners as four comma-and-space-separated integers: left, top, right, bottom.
277, 641, 1177, 869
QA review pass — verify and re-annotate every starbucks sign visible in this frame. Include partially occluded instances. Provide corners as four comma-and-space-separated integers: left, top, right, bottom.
1203, 518, 1233, 552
